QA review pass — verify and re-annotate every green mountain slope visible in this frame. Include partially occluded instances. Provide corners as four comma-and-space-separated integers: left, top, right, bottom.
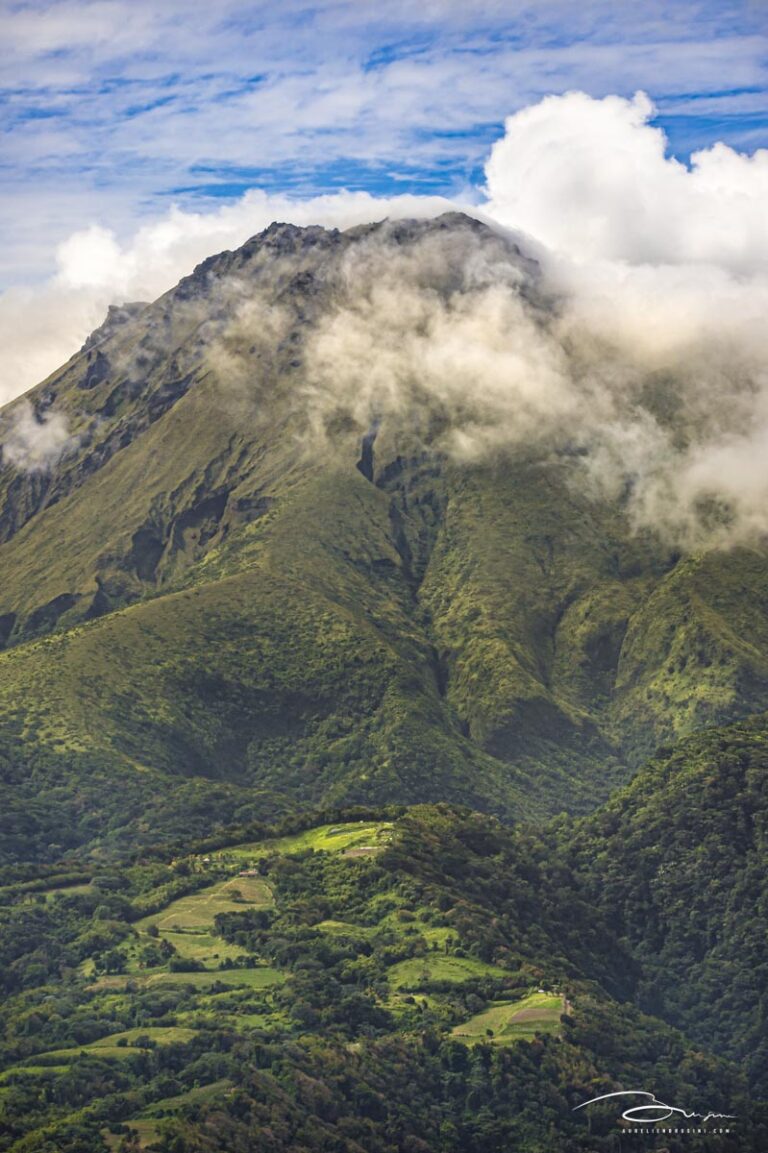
0, 806, 758, 1152
2, 213, 768, 859
561, 712, 768, 1091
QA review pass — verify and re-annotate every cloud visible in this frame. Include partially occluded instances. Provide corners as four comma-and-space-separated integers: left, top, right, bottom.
301, 221, 573, 458
299, 91, 768, 548
0, 189, 456, 406
481, 91, 768, 546
2, 87, 768, 550
293, 209, 768, 549
485, 90, 768, 273
2, 0, 764, 288
0, 401, 73, 471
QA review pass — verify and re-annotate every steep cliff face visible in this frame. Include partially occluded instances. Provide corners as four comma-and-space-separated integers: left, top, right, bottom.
2, 213, 768, 858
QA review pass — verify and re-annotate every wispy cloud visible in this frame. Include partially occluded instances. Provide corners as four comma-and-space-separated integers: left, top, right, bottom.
0, 1, 765, 283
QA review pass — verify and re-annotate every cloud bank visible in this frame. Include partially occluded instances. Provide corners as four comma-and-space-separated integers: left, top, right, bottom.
2, 90, 768, 548
484, 91, 768, 546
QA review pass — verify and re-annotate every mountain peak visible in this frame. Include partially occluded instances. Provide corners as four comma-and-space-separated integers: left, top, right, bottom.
80, 301, 150, 353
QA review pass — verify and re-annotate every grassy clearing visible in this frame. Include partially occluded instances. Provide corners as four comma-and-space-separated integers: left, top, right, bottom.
104, 1081, 234, 1150
177, 1007, 288, 1032
419, 926, 459, 947
121, 929, 248, 974
91, 1026, 197, 1048
386, 991, 444, 1015
42, 882, 93, 901
137, 874, 273, 933
143, 1079, 233, 1117
161, 930, 247, 964
144, 967, 283, 990
89, 966, 283, 992
451, 991, 565, 1044
0, 1064, 71, 1083
315, 919, 375, 937
17, 1027, 198, 1067
387, 954, 513, 989
206, 821, 394, 864
104, 1119, 160, 1150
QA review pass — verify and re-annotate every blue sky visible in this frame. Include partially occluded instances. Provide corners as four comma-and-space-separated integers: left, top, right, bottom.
0, 0, 766, 283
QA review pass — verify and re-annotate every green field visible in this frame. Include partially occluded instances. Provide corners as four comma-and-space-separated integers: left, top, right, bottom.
204, 821, 394, 866
137, 873, 273, 933
143, 1078, 234, 1117
41, 882, 93, 901
126, 873, 273, 977
452, 992, 565, 1044
104, 1119, 160, 1150
93, 966, 284, 992
387, 954, 513, 989
315, 918, 375, 937
156, 929, 248, 965
15, 1027, 198, 1066
143, 966, 283, 990
104, 1081, 234, 1150
0, 1064, 70, 1084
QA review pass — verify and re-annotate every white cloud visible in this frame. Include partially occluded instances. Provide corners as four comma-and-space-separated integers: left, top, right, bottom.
482, 90, 768, 369
2, 88, 768, 549
0, 189, 456, 404
482, 90, 768, 545
0, 401, 73, 471
485, 90, 768, 272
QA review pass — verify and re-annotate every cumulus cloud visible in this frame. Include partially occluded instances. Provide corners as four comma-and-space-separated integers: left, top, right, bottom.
484, 90, 768, 385
482, 90, 768, 546
485, 90, 768, 273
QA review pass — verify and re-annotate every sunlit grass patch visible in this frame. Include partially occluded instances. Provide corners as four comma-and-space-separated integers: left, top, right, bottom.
136, 874, 273, 933
387, 954, 512, 989
104, 1119, 160, 1150
207, 820, 394, 864
451, 991, 564, 1044
142, 967, 284, 990
18, 1027, 198, 1066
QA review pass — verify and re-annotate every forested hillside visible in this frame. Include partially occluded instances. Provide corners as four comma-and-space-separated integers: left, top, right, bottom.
0, 806, 762, 1151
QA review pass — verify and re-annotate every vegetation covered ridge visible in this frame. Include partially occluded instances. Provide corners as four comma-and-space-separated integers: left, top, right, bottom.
0, 802, 763, 1151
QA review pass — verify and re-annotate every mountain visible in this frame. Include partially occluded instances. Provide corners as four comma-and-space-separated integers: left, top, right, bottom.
3, 217, 768, 1148
2, 213, 768, 862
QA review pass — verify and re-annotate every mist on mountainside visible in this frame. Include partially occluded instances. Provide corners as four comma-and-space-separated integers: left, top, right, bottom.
5, 206, 768, 553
